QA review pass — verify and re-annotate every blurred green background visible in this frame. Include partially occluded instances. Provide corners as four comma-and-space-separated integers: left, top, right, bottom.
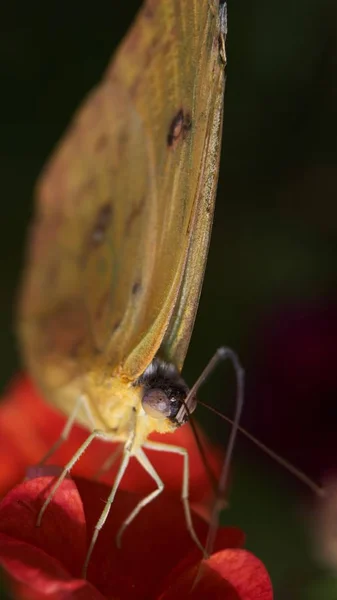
1, 0, 337, 597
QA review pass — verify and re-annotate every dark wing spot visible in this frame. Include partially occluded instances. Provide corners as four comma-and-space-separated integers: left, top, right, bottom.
167, 109, 192, 148
132, 281, 142, 295
167, 110, 183, 146
112, 319, 122, 334
91, 203, 113, 246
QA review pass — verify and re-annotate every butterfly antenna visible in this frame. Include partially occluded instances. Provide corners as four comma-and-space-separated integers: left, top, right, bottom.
185, 348, 243, 592
184, 347, 244, 556
207, 349, 244, 556
182, 402, 218, 495
198, 399, 324, 498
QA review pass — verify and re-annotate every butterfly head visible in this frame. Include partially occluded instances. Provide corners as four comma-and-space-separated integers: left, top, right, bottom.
136, 358, 196, 426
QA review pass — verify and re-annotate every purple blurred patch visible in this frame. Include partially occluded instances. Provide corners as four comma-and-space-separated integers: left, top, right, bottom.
243, 296, 337, 483
26, 464, 66, 480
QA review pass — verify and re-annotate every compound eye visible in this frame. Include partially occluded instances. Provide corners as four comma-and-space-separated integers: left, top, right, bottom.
142, 388, 171, 419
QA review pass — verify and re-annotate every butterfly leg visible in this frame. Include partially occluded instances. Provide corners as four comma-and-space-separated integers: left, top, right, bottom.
115, 446, 164, 548
37, 428, 112, 527
82, 447, 132, 578
142, 440, 207, 557
36, 394, 96, 466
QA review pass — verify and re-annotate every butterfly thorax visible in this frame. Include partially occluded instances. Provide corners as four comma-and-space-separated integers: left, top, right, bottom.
70, 358, 197, 451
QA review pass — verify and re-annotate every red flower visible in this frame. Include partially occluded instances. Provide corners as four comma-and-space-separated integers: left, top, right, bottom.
0, 377, 273, 599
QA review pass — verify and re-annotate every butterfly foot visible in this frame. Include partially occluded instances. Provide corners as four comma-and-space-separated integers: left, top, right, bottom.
115, 526, 124, 549
36, 506, 44, 527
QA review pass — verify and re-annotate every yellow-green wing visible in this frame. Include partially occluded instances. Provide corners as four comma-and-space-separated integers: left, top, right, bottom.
111, 0, 227, 378
18, 0, 226, 403
160, 5, 226, 371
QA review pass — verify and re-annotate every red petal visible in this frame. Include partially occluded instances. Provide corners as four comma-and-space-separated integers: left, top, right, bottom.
74, 477, 241, 600
0, 376, 115, 495
158, 549, 273, 600
159, 526, 245, 584
0, 474, 248, 600
0, 533, 104, 599
0, 477, 86, 577
159, 564, 240, 600
78, 480, 208, 599
204, 550, 273, 600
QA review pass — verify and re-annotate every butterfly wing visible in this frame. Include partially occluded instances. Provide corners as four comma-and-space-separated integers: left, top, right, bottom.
111, 0, 227, 378
18, 0, 226, 405
160, 18, 226, 371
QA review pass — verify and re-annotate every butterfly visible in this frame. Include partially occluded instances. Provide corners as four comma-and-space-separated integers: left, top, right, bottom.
17, 0, 228, 576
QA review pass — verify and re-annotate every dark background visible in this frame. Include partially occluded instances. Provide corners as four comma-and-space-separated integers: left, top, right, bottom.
1, 1, 337, 597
